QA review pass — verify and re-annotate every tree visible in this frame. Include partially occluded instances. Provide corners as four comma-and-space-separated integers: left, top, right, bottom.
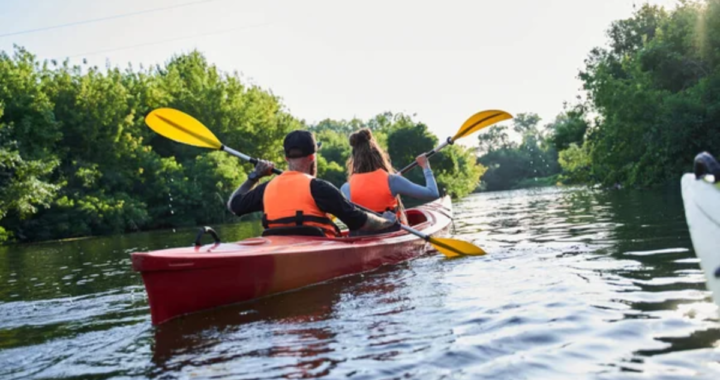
558, 142, 593, 184
0, 45, 491, 243
578, 1, 720, 187
477, 125, 513, 155
547, 104, 589, 152
476, 113, 561, 191
0, 47, 303, 243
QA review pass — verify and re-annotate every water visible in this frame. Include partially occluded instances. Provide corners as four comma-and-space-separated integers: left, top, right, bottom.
1, 186, 719, 379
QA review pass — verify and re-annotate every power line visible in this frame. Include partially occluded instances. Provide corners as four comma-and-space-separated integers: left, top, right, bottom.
0, 0, 225, 38
62, 21, 273, 59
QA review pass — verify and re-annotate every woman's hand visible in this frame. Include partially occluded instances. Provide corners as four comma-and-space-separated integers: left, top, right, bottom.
416, 154, 429, 169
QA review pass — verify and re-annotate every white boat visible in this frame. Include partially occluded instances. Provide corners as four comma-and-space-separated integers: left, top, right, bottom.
681, 152, 720, 311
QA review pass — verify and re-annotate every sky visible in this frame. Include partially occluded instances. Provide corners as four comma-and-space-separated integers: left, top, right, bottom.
0, 0, 681, 142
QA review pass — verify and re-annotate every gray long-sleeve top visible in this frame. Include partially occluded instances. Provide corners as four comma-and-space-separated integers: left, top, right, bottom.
340, 167, 439, 201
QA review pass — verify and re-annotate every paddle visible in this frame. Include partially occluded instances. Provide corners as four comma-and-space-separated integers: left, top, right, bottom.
398, 110, 512, 175
145, 107, 485, 257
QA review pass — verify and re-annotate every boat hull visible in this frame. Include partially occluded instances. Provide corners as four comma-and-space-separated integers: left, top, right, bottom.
132, 196, 453, 325
681, 173, 720, 311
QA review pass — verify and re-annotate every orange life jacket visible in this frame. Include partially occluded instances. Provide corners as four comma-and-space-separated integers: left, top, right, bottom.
349, 169, 401, 219
262, 171, 339, 238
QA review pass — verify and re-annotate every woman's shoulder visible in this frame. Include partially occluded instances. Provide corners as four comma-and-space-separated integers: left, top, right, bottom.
387, 173, 407, 184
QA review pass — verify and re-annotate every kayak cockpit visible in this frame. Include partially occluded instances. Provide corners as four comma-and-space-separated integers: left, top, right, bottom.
259, 208, 431, 239
405, 208, 429, 226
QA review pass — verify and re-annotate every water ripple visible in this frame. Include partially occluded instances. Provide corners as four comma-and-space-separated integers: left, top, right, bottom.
1, 187, 720, 378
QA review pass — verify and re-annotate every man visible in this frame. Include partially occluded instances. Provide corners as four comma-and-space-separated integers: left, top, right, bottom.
227, 130, 398, 237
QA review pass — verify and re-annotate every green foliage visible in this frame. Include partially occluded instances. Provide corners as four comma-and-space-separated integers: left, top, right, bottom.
309, 121, 354, 188
558, 142, 593, 184
474, 1, 720, 189
387, 122, 437, 171
0, 46, 484, 243
0, 226, 10, 243
433, 144, 487, 198
312, 128, 352, 188
7, 0, 717, 243
0, 146, 61, 243
579, 0, 720, 187
0, 47, 299, 243
548, 104, 589, 152
0, 148, 60, 219
0, 48, 61, 160
317, 156, 347, 188
476, 113, 561, 191
385, 121, 485, 198
0, 103, 61, 243
477, 125, 513, 155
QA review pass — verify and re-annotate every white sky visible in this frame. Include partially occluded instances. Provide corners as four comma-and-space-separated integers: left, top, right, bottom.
0, 0, 680, 142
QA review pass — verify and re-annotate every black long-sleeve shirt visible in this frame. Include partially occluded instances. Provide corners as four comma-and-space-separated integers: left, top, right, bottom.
229, 178, 368, 230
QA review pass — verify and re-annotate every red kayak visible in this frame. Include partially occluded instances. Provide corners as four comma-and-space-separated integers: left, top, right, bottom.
132, 196, 453, 325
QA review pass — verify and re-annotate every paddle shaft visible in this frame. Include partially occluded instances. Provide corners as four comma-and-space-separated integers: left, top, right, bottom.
222, 146, 282, 175
222, 145, 432, 240
398, 137, 452, 175
398, 110, 512, 175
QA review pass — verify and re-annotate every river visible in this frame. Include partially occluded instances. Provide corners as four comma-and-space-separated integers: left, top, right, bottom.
1, 186, 719, 379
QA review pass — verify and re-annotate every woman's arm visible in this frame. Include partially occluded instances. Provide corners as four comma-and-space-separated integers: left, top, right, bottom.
388, 156, 439, 200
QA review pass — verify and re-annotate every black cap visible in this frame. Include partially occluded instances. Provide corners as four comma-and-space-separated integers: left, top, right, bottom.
284, 130, 320, 158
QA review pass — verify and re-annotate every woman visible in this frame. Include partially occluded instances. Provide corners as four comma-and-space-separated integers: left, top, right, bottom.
341, 128, 440, 234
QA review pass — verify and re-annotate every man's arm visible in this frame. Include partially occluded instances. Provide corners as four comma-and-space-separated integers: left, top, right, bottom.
311, 179, 397, 231
227, 181, 267, 216
227, 160, 275, 216
359, 211, 399, 231
227, 181, 260, 211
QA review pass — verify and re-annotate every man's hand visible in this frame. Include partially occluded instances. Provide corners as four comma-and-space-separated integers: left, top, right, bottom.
381, 211, 398, 224
360, 211, 399, 231
227, 159, 274, 212
254, 160, 275, 178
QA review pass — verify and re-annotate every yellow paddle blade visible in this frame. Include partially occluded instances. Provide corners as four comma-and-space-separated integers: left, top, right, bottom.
429, 236, 486, 258
452, 110, 513, 142
145, 108, 222, 150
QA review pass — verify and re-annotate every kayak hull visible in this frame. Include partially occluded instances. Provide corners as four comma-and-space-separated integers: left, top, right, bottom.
132, 196, 453, 325
681, 173, 720, 310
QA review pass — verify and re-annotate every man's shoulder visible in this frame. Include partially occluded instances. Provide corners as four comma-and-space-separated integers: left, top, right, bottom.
310, 178, 344, 198
311, 178, 339, 189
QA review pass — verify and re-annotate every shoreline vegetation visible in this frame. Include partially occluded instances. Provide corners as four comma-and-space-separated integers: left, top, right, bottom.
3, 1, 720, 244
0, 47, 484, 244
477, 1, 720, 193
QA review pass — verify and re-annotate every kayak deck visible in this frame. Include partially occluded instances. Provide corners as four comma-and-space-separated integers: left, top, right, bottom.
132, 196, 453, 325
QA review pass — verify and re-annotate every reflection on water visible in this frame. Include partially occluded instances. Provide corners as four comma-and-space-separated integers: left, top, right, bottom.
1, 186, 720, 379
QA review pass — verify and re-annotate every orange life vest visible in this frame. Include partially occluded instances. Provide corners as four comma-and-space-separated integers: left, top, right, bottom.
349, 169, 400, 218
262, 171, 339, 238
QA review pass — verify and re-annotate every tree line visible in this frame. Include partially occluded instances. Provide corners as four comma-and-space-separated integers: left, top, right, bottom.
477, 0, 720, 191
0, 47, 484, 243
4, 0, 717, 243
